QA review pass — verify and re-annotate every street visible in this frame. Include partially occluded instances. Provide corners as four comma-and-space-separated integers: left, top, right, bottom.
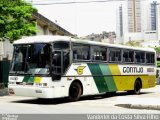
0, 85, 160, 114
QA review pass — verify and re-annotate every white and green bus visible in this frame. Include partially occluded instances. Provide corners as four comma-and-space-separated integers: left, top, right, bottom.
8, 35, 156, 101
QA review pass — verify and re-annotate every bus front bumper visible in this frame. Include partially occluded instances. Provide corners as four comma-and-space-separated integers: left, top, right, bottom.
8, 85, 65, 98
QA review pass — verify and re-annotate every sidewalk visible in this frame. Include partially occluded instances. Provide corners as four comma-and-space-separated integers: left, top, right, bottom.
115, 102, 160, 111
115, 85, 160, 111
0, 88, 8, 96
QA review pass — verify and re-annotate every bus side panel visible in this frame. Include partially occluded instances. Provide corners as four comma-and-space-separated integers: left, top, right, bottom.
108, 64, 156, 91
65, 63, 100, 95
88, 63, 118, 93
141, 75, 156, 89
66, 63, 156, 96
112, 76, 135, 91
112, 75, 155, 91
108, 64, 134, 91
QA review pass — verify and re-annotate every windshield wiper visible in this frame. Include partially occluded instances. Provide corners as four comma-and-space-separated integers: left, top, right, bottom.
9, 71, 24, 75
24, 71, 33, 75
9, 71, 17, 75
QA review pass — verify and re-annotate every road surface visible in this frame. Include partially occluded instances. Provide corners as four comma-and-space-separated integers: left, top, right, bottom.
0, 86, 160, 114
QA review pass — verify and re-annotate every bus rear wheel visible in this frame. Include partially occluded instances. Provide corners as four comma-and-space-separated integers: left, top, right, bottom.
134, 80, 141, 94
127, 80, 141, 95
69, 82, 82, 101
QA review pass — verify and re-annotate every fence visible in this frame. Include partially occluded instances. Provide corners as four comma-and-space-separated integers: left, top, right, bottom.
0, 60, 10, 88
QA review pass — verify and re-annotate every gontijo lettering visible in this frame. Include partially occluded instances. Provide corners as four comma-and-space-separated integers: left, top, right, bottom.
123, 67, 143, 73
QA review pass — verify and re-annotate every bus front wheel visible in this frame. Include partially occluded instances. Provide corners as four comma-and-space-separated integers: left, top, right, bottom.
69, 82, 82, 101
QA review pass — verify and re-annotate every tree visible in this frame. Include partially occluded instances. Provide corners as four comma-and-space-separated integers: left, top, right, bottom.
102, 31, 109, 38
155, 47, 160, 53
154, 47, 160, 67
125, 40, 142, 47
0, 0, 37, 42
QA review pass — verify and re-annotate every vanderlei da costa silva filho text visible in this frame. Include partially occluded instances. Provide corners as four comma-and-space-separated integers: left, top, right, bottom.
87, 114, 159, 120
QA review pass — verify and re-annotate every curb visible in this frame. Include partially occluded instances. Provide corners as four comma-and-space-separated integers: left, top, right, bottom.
115, 104, 160, 111
0, 88, 8, 96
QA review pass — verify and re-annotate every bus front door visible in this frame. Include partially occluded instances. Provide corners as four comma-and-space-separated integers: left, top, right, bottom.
51, 50, 69, 80
51, 50, 63, 80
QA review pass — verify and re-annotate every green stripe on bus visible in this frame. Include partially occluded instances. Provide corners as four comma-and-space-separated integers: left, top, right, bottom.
23, 76, 34, 83
88, 64, 108, 93
99, 64, 117, 92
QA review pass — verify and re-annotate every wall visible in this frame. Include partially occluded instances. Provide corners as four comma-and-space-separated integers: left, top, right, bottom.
123, 32, 144, 43
0, 39, 13, 60
157, 4, 160, 42
144, 31, 157, 41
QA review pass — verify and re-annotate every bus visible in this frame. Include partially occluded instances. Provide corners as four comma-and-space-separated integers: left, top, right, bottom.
8, 35, 156, 101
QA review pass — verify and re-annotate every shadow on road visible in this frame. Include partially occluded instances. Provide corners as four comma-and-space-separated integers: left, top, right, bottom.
11, 91, 153, 105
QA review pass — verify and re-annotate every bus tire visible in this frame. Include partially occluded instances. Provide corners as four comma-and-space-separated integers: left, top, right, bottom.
134, 80, 141, 94
127, 80, 141, 95
69, 82, 82, 101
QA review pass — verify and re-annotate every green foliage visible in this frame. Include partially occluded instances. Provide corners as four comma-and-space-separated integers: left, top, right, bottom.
155, 47, 160, 53
102, 31, 116, 38
154, 47, 160, 67
125, 40, 142, 47
157, 61, 160, 67
0, 0, 37, 42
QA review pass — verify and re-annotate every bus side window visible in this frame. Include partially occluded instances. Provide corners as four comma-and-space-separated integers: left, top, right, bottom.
146, 52, 155, 64
83, 52, 89, 60
73, 50, 77, 59
92, 46, 107, 61
135, 51, 145, 63
73, 44, 90, 60
109, 48, 121, 62
123, 50, 134, 63
151, 53, 155, 63
63, 51, 69, 72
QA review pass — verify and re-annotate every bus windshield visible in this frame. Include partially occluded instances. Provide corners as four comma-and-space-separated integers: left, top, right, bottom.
10, 43, 51, 75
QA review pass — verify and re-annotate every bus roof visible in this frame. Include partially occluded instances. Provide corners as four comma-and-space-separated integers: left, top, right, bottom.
14, 35, 155, 52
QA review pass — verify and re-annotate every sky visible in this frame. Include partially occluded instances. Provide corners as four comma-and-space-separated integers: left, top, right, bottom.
26, 0, 158, 36
26, 0, 125, 36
